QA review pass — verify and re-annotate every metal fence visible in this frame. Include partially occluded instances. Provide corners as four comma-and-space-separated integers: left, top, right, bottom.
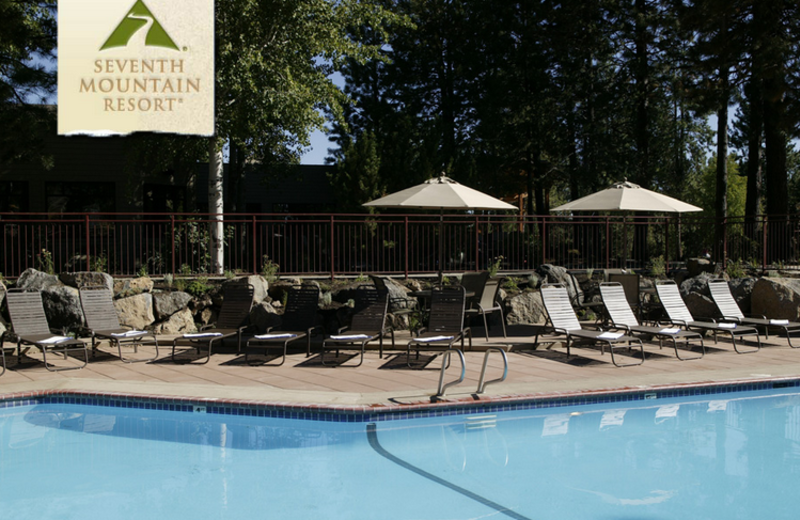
0, 212, 797, 278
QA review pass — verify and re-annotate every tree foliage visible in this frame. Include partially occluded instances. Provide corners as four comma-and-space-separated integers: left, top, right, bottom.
0, 0, 56, 165
330, 0, 799, 226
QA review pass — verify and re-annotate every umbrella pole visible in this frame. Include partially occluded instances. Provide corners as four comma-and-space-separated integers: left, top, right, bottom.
438, 209, 444, 285
623, 215, 628, 269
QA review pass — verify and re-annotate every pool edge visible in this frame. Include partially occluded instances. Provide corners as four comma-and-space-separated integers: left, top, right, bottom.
3, 374, 800, 421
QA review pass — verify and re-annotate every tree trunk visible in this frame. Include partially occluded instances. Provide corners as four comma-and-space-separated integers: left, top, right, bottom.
744, 79, 763, 240
714, 74, 729, 264
208, 137, 224, 275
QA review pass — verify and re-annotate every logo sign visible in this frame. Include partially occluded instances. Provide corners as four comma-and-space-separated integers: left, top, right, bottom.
58, 0, 214, 136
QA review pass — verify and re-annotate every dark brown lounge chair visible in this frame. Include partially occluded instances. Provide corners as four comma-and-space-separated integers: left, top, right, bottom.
79, 285, 159, 363
3, 289, 88, 372
171, 283, 255, 363
406, 285, 472, 367
244, 285, 322, 366
321, 287, 392, 367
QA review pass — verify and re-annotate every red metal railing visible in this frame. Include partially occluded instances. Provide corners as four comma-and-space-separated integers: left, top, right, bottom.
0, 212, 796, 278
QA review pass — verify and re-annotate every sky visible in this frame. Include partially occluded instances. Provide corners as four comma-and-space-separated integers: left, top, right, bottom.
300, 129, 336, 165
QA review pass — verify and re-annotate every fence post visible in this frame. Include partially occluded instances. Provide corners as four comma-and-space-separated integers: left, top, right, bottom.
404, 216, 409, 279
474, 215, 480, 271
85, 214, 90, 271
605, 217, 610, 269
330, 215, 335, 280
664, 216, 670, 274
170, 215, 176, 275
762, 216, 768, 272
252, 215, 257, 275
722, 217, 728, 271
541, 216, 547, 266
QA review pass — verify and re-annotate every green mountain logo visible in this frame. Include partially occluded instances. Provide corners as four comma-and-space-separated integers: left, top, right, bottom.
101, 0, 179, 51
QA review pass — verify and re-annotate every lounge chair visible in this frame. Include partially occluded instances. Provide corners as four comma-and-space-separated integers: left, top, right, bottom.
320, 287, 392, 367
539, 283, 644, 367
3, 289, 89, 371
79, 285, 159, 363
709, 279, 800, 347
406, 285, 472, 367
655, 280, 760, 353
464, 277, 507, 340
171, 283, 255, 363
244, 285, 321, 366
599, 282, 704, 360
369, 274, 419, 321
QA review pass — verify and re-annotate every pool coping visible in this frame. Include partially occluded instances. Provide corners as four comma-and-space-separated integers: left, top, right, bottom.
3, 374, 800, 422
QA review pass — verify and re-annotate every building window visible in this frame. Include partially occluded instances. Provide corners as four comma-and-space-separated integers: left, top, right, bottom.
46, 182, 115, 213
0, 181, 29, 212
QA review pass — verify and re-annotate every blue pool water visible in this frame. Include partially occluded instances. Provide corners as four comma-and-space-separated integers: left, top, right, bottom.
2, 388, 800, 519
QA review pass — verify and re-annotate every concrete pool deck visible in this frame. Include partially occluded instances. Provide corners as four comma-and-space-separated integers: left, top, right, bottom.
1, 325, 799, 407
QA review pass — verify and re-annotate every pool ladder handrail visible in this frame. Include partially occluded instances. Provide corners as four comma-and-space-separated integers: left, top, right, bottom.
435, 347, 510, 398
476, 347, 508, 394
436, 348, 466, 397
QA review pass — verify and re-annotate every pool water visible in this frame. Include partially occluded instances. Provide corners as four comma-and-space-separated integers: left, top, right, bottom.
2, 388, 800, 519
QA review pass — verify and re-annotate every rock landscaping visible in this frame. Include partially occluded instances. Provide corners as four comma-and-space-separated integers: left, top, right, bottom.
2, 265, 800, 337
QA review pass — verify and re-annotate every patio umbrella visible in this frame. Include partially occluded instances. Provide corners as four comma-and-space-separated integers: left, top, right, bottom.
549, 180, 703, 214
550, 180, 702, 266
364, 174, 516, 283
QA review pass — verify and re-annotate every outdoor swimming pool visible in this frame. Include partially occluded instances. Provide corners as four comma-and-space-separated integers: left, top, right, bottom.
1, 386, 799, 520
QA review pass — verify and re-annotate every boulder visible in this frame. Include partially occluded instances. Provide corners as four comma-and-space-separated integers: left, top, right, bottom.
249, 301, 282, 333
679, 273, 718, 319
16, 268, 59, 291
154, 308, 196, 334
16, 270, 84, 331
40, 285, 85, 332
537, 265, 580, 301
728, 277, 757, 315
114, 276, 154, 295
113, 293, 155, 330
687, 258, 715, 277
59, 271, 114, 291
198, 307, 217, 326
752, 278, 800, 321
225, 276, 270, 305
504, 291, 547, 326
152, 290, 193, 320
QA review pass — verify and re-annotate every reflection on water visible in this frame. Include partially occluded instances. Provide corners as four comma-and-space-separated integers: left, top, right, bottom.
23, 406, 354, 451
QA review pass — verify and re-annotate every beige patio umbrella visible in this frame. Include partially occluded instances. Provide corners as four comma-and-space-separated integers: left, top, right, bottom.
550, 180, 702, 265
550, 180, 703, 214
364, 174, 516, 283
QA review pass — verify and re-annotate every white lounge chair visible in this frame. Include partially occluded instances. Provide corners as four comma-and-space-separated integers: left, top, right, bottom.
655, 280, 760, 354
539, 283, 644, 367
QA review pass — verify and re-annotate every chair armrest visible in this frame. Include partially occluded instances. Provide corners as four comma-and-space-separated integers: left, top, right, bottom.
608, 324, 632, 333
199, 323, 215, 331
337, 326, 349, 334
721, 316, 744, 323
666, 319, 688, 327
745, 313, 767, 320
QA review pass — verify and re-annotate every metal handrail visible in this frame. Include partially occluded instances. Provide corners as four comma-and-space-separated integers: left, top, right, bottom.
476, 347, 508, 394
435, 348, 466, 398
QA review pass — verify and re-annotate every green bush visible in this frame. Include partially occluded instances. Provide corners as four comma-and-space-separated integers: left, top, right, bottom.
186, 277, 213, 297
